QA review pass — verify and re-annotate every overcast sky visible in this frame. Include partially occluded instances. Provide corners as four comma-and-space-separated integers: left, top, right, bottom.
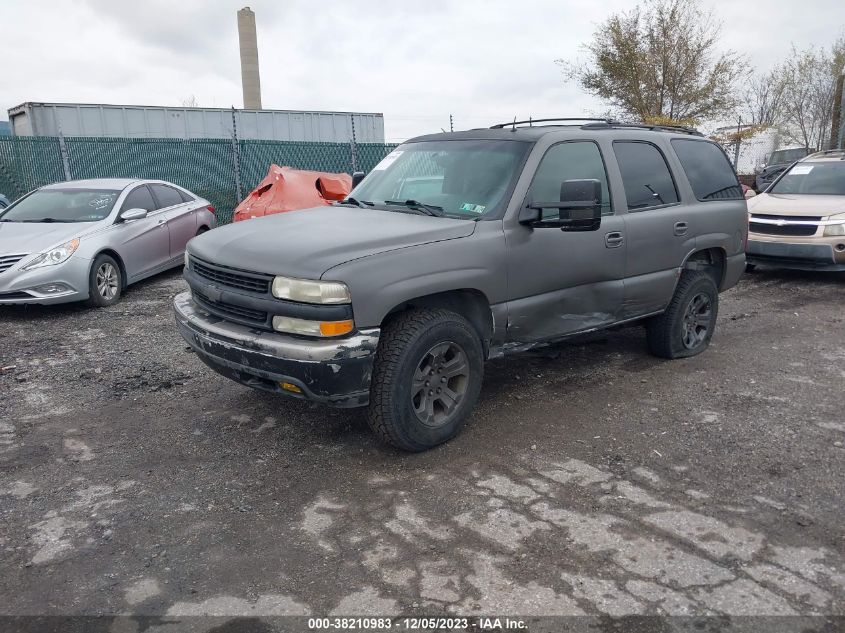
2, 0, 843, 142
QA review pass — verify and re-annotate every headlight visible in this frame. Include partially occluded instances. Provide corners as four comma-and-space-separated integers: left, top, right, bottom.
824, 215, 845, 237
272, 315, 354, 337
23, 238, 80, 270
271, 276, 351, 304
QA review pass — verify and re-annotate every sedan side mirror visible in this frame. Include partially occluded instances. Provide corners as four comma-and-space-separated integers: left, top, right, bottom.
520, 179, 603, 232
351, 171, 366, 188
120, 208, 148, 221
744, 188, 757, 199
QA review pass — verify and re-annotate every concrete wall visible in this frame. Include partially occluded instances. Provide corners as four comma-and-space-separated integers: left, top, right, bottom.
8, 103, 386, 143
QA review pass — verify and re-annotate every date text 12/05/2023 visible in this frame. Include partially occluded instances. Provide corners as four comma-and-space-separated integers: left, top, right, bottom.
307, 617, 527, 630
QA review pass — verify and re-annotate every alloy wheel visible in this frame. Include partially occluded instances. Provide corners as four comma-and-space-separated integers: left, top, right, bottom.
411, 341, 470, 427
96, 263, 119, 300
681, 292, 712, 349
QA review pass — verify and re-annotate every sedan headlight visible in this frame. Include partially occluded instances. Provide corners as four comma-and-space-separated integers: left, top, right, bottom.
271, 276, 351, 304
22, 238, 80, 270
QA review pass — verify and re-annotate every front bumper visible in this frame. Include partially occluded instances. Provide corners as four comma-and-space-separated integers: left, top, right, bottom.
0, 256, 91, 304
174, 291, 380, 407
746, 239, 845, 271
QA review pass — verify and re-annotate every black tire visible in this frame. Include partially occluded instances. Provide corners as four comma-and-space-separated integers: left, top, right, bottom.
87, 254, 122, 307
367, 308, 484, 452
646, 270, 718, 359
745, 263, 756, 272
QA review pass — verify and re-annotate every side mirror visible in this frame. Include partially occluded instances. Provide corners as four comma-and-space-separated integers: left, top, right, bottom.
351, 171, 366, 188
520, 179, 603, 232
744, 188, 757, 199
120, 208, 148, 221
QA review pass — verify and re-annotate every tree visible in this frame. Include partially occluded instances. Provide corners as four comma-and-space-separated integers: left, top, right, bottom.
742, 70, 786, 127
778, 38, 845, 150
561, 0, 746, 124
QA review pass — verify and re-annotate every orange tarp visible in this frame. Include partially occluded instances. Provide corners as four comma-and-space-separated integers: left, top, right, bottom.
233, 165, 352, 222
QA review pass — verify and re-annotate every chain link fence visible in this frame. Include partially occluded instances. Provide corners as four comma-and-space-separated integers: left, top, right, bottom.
0, 136, 399, 223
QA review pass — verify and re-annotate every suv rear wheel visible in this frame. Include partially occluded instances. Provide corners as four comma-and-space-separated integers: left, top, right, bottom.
646, 270, 718, 359
368, 308, 484, 452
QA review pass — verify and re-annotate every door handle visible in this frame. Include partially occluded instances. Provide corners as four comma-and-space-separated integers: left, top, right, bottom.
605, 231, 624, 248
674, 221, 688, 236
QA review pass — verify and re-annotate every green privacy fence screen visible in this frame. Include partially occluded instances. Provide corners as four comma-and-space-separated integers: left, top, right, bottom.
0, 136, 399, 224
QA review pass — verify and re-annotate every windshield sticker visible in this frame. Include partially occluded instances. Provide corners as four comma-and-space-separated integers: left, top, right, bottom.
790, 165, 814, 175
372, 150, 403, 171
89, 195, 115, 209
460, 203, 486, 214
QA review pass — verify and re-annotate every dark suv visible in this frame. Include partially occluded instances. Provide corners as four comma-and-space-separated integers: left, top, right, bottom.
755, 147, 813, 192
175, 118, 747, 451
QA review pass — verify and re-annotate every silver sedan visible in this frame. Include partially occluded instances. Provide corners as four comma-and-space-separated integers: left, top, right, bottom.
0, 178, 217, 306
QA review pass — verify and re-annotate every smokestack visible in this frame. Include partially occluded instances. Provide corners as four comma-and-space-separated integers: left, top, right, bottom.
237, 6, 262, 110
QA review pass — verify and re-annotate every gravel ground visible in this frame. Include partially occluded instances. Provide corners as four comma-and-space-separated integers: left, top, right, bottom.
1, 267, 844, 626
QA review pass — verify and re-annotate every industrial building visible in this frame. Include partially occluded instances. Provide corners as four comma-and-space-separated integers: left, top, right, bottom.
7, 102, 385, 143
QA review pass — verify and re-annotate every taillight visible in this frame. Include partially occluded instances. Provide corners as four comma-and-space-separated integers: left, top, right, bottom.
207, 205, 215, 214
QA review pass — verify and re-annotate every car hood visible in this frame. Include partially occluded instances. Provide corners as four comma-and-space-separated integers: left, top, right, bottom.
189, 206, 478, 279
747, 194, 845, 217
0, 221, 103, 256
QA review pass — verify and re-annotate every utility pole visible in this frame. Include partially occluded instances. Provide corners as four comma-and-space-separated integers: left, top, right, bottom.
57, 131, 71, 182
231, 107, 242, 202
350, 114, 358, 172
733, 117, 742, 168
830, 74, 844, 150
449, 114, 454, 133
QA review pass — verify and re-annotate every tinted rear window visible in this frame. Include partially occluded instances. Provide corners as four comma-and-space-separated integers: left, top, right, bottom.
613, 141, 679, 210
671, 139, 743, 201
150, 184, 184, 209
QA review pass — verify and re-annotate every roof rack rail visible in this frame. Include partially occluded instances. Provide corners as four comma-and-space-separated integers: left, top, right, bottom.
581, 121, 704, 136
490, 117, 618, 129
806, 148, 845, 159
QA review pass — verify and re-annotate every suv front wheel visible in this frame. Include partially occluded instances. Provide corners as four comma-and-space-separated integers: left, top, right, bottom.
368, 308, 484, 452
646, 270, 719, 359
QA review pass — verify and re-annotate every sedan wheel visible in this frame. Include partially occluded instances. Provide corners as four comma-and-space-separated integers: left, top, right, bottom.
87, 254, 123, 307
96, 262, 119, 300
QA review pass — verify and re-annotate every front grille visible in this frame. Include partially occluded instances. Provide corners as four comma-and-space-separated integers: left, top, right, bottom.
190, 256, 272, 294
750, 215, 820, 237
0, 254, 28, 274
194, 290, 268, 325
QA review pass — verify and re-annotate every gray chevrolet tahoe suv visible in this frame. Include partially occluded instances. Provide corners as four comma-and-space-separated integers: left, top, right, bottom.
175, 119, 747, 451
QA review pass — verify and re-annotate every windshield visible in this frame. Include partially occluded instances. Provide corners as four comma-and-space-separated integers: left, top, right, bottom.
769, 148, 809, 165
349, 140, 530, 219
0, 188, 120, 223
769, 162, 845, 196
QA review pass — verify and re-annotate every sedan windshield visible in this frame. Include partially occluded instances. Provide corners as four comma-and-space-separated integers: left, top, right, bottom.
769, 162, 845, 196
348, 139, 530, 219
0, 188, 120, 223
